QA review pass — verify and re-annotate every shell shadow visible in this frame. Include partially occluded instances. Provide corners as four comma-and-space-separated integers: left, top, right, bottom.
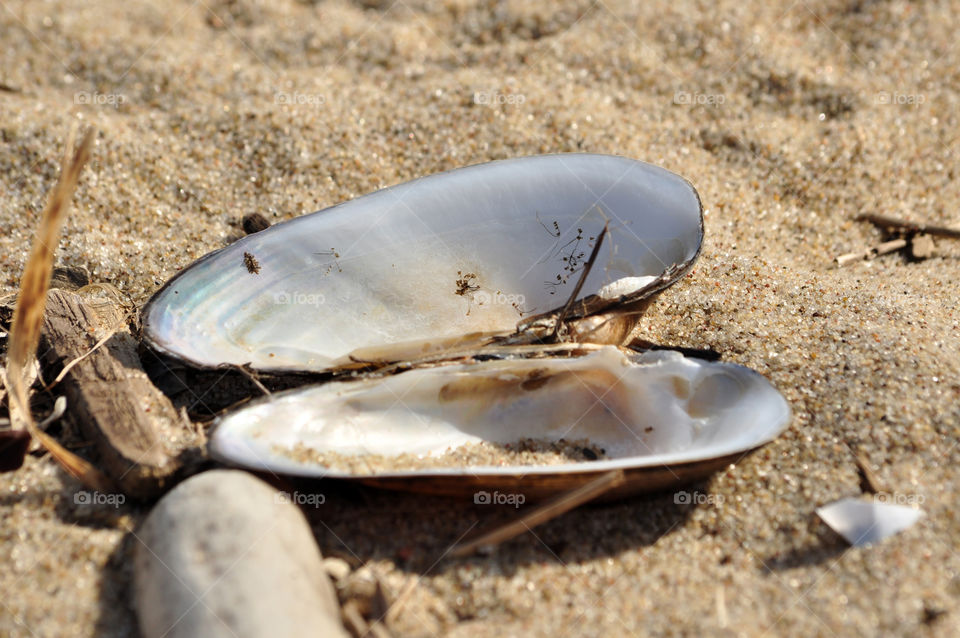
93, 531, 140, 637
293, 477, 695, 578
37, 483, 143, 636
760, 521, 849, 571
59, 470, 704, 635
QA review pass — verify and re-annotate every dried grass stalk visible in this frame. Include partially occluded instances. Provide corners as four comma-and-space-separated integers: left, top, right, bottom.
5, 127, 115, 491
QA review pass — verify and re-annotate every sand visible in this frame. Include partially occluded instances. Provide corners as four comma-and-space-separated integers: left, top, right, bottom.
282, 438, 610, 473
2, 0, 959, 636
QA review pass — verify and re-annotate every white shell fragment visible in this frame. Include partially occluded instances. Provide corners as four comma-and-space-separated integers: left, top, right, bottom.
143, 154, 702, 372
816, 497, 923, 547
209, 346, 791, 479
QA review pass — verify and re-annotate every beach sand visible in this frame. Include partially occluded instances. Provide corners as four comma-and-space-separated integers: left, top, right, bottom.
2, 0, 959, 635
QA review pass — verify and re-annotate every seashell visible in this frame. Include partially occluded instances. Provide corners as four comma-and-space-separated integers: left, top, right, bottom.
142, 154, 791, 497
142, 154, 703, 373
209, 346, 790, 499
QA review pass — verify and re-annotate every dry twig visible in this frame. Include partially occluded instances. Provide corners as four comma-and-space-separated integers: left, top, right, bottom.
851, 446, 884, 495
383, 578, 418, 626
834, 238, 908, 267
451, 469, 625, 557
233, 363, 272, 398
835, 213, 959, 266
42, 329, 116, 392
855, 213, 960, 239
552, 222, 609, 340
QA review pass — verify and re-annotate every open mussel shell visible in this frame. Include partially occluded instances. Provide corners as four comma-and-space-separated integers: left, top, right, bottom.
142, 154, 702, 373
146, 154, 790, 496
209, 347, 791, 499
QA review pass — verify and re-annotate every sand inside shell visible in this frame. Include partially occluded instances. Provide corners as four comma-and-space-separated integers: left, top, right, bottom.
279, 438, 609, 474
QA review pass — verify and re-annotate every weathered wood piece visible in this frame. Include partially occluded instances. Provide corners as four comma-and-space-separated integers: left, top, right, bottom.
39, 288, 196, 498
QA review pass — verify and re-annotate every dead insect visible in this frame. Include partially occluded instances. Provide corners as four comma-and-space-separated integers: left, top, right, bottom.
243, 252, 261, 274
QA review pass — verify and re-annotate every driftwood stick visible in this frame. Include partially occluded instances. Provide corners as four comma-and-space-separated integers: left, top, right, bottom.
40, 289, 195, 498
855, 213, 960, 240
